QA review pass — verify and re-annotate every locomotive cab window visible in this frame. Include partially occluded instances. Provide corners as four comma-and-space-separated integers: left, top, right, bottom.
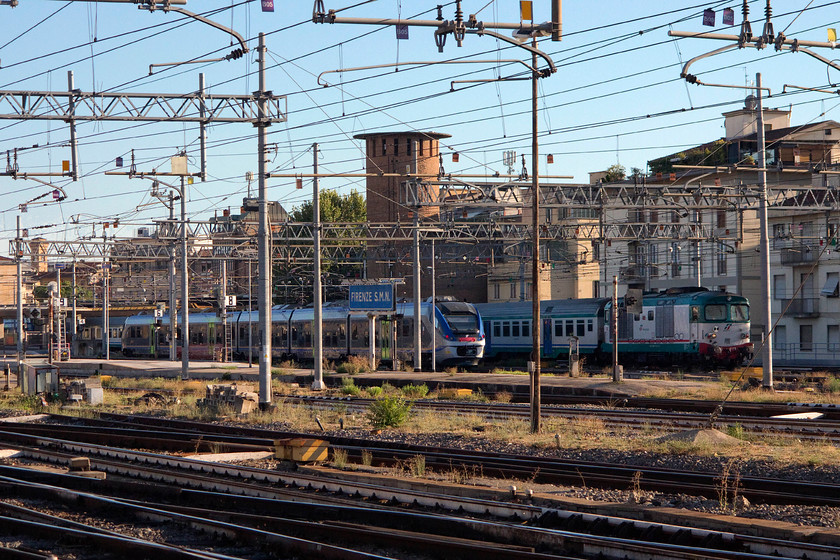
730, 304, 749, 322
690, 306, 700, 321
704, 304, 726, 321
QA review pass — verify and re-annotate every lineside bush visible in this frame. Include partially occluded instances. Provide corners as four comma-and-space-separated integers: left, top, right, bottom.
367, 396, 412, 428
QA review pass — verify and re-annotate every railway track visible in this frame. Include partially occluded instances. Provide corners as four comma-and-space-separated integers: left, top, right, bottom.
0, 415, 837, 559
13, 412, 840, 508
280, 394, 840, 443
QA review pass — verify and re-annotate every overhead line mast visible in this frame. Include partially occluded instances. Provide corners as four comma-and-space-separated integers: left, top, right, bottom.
312, 0, 561, 433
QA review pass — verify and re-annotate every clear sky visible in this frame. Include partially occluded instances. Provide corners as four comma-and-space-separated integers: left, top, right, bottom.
2, 0, 840, 251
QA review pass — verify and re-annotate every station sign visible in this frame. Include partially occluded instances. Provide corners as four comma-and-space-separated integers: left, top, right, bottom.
54, 263, 66, 270
349, 284, 394, 312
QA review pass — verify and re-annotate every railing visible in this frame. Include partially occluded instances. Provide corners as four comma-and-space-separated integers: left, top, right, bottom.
773, 342, 840, 365
780, 297, 819, 317
780, 245, 817, 265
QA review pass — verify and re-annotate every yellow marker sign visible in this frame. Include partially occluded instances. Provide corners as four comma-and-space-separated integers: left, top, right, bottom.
62, 160, 70, 172
830, 28, 837, 42
520, 1, 533, 21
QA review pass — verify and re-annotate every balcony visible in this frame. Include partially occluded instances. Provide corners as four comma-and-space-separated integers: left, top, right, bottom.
780, 245, 817, 266
781, 297, 820, 318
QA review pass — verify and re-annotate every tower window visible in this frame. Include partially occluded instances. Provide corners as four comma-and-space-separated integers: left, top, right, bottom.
393, 138, 399, 156
381, 139, 387, 156
406, 139, 412, 156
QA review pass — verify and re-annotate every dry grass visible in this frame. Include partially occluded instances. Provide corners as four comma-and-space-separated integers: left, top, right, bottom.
10, 374, 840, 471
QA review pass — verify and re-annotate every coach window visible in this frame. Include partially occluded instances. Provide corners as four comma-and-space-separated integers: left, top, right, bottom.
566, 320, 574, 336
493, 322, 500, 338
576, 320, 585, 337
512, 321, 520, 337
587, 319, 593, 332
502, 322, 510, 337
554, 321, 563, 337
522, 320, 530, 338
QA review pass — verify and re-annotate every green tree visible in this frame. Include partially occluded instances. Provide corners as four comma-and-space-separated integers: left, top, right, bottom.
604, 164, 626, 182
278, 190, 367, 304
289, 189, 366, 223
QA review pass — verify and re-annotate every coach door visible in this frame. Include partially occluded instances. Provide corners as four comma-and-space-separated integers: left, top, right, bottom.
378, 317, 392, 363
542, 319, 553, 358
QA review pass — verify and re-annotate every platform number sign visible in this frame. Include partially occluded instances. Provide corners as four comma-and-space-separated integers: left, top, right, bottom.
261, 0, 273, 12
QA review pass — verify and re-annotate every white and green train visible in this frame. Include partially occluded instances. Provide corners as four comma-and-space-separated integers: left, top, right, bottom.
476, 287, 752, 367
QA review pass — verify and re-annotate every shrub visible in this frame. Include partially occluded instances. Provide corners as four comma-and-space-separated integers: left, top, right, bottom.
341, 378, 361, 396
401, 383, 429, 399
336, 355, 372, 375
367, 396, 412, 428
366, 386, 383, 398
824, 376, 840, 394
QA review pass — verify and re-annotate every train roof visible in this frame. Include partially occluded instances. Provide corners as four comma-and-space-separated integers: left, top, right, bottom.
475, 299, 609, 319
641, 289, 749, 305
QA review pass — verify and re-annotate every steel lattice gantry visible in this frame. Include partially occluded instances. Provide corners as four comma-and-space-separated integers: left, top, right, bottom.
0, 89, 286, 123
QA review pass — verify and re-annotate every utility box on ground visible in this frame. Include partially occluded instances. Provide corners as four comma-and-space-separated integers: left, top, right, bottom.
21, 364, 59, 396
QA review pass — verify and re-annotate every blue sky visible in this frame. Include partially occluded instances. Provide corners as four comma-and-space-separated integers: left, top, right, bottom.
2, 0, 840, 250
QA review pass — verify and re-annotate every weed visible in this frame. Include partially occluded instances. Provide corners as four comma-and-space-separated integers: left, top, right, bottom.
340, 378, 361, 396
367, 396, 412, 428
336, 355, 373, 375
631, 470, 642, 495
726, 423, 746, 440
409, 454, 426, 477
716, 459, 741, 513
380, 382, 397, 395
361, 449, 373, 467
366, 386, 383, 398
444, 367, 458, 375
494, 391, 512, 403
401, 384, 429, 399
332, 448, 348, 469
824, 376, 840, 394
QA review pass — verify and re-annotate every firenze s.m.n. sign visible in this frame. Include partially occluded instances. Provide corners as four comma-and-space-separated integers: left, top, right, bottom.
348, 284, 394, 312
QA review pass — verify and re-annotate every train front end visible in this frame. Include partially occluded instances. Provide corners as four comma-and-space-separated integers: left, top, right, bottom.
434, 301, 485, 366
694, 293, 753, 366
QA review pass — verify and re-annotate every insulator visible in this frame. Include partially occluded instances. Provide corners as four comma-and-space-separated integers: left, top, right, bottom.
434, 29, 446, 53
436, 5, 443, 21
764, 0, 771, 20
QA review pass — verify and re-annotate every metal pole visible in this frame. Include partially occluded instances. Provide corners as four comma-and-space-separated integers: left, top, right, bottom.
168, 193, 177, 361
248, 259, 253, 367
368, 314, 376, 371
612, 275, 621, 382
430, 238, 436, 372
256, 33, 272, 406
102, 232, 108, 359
199, 73, 207, 181
312, 142, 325, 390
530, 38, 541, 434
413, 203, 421, 372
56, 267, 61, 362
67, 71, 79, 181
221, 259, 227, 361
756, 73, 774, 390
180, 176, 189, 378
71, 258, 77, 343
16, 216, 24, 377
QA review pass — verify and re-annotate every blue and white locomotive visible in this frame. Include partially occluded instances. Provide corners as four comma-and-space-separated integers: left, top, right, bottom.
477, 287, 752, 367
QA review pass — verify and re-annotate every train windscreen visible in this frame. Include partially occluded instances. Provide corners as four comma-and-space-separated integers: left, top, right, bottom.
444, 313, 480, 334
730, 304, 749, 322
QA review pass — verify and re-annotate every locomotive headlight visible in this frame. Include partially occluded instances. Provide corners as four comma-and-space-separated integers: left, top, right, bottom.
741, 333, 748, 339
